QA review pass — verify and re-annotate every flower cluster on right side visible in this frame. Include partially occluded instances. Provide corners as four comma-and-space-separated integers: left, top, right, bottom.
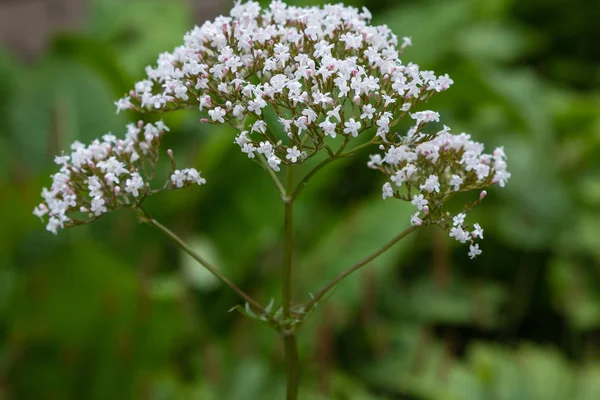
369, 121, 510, 258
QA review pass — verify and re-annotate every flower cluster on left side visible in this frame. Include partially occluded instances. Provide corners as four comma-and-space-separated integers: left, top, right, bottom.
33, 120, 206, 234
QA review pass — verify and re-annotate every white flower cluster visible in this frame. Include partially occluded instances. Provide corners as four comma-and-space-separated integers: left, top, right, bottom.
369, 122, 510, 258
36, 0, 510, 259
115, 0, 453, 170
33, 121, 206, 234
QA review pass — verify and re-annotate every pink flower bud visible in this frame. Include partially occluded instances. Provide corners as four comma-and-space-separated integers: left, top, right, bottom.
114, 186, 121, 194
479, 190, 487, 200
201, 118, 209, 123
167, 149, 174, 158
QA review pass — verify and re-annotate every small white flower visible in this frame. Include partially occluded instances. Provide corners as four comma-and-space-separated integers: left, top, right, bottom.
91, 197, 107, 216
449, 226, 469, 243
33, 204, 48, 218
449, 174, 463, 191
410, 212, 422, 226
242, 143, 256, 158
125, 173, 144, 197
171, 170, 187, 188
327, 105, 342, 122
319, 118, 337, 138
208, 107, 226, 123
382, 95, 396, 107
401, 36, 412, 49
268, 154, 281, 171
302, 108, 318, 125
472, 223, 484, 239
234, 131, 251, 147
233, 104, 245, 119
286, 146, 301, 163
381, 182, 393, 199
411, 194, 428, 211
343, 118, 361, 137
468, 243, 482, 259
184, 168, 206, 185
251, 120, 267, 134
247, 97, 267, 115
114, 97, 132, 113
420, 175, 440, 193
257, 141, 273, 155
411, 110, 440, 124
360, 104, 376, 120
453, 213, 466, 226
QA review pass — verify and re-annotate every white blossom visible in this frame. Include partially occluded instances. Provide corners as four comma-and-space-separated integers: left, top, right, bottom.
472, 223, 484, 239
343, 118, 361, 137
34, 119, 206, 234
468, 243, 482, 259
381, 182, 393, 199
125, 173, 144, 197
208, 107, 226, 123
411, 194, 428, 211
453, 213, 466, 227
286, 146, 301, 163
420, 175, 440, 193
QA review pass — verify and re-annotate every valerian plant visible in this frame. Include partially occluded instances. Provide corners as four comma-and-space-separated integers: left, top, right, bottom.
33, 1, 510, 398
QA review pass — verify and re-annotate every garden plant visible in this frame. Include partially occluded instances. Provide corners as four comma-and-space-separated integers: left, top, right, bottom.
33, 1, 510, 398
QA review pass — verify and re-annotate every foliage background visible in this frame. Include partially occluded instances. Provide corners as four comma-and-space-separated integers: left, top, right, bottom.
1, 0, 600, 398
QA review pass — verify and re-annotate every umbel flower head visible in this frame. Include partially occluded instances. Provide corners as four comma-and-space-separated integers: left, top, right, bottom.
33, 121, 205, 234
115, 0, 452, 170
35, 0, 510, 258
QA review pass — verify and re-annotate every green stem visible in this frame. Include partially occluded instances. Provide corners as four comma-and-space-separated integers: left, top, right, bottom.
290, 157, 335, 201
143, 213, 267, 315
282, 165, 299, 399
284, 334, 299, 400
304, 224, 419, 313
339, 139, 376, 158
283, 165, 295, 316
258, 154, 286, 199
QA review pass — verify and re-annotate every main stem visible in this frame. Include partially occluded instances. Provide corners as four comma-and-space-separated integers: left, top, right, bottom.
283, 165, 299, 400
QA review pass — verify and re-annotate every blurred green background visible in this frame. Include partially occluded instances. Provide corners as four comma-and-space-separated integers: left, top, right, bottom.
1, 0, 600, 398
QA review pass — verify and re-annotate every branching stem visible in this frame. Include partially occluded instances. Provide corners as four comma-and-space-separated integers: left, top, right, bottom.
304, 224, 419, 313
140, 210, 267, 315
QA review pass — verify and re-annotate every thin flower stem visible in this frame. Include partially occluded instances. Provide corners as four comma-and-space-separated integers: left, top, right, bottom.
290, 157, 335, 201
304, 224, 419, 313
283, 165, 295, 317
258, 154, 286, 199
290, 136, 358, 202
282, 165, 299, 399
339, 139, 376, 158
142, 211, 267, 315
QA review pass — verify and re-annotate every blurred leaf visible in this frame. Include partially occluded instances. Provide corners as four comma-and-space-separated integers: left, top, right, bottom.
549, 258, 600, 331
180, 236, 223, 292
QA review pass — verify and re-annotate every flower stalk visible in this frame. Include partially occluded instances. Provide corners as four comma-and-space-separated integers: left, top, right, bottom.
282, 164, 299, 399
139, 209, 268, 315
